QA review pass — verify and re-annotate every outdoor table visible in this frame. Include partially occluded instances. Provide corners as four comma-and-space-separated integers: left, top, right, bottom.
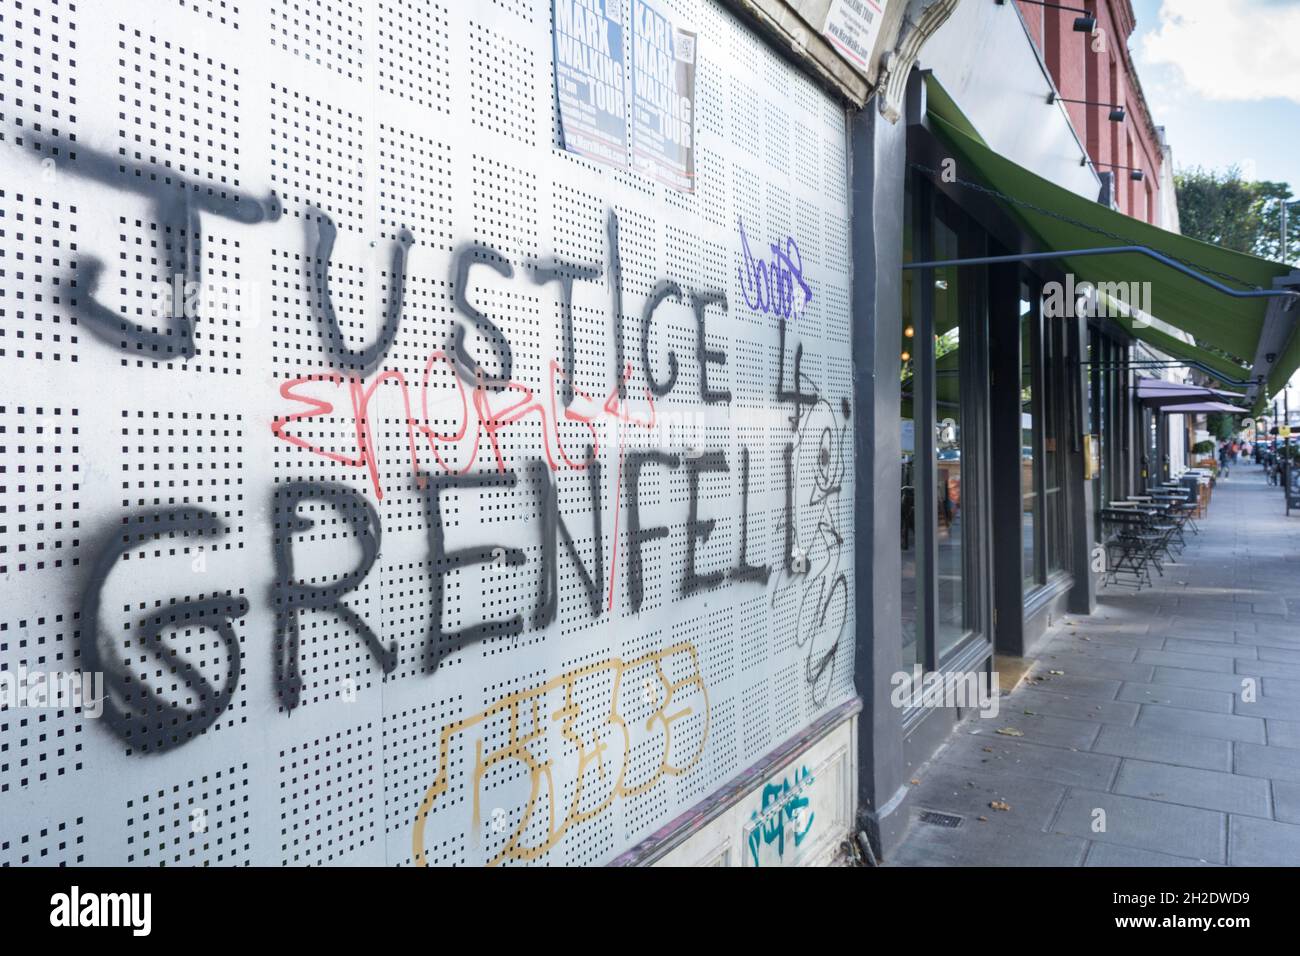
1115, 504, 1162, 516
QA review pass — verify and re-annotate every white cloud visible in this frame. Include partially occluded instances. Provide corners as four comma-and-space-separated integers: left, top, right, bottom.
1140, 0, 1300, 105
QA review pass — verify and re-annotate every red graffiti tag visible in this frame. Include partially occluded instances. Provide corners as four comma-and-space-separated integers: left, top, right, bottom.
271, 351, 656, 501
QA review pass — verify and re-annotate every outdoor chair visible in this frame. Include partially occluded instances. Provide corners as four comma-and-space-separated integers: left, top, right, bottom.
1100, 507, 1159, 589
1124, 499, 1180, 566
1173, 478, 1202, 533
1148, 487, 1193, 548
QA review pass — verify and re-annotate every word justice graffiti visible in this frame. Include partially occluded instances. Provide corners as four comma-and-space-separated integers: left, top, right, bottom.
33, 140, 847, 755
411, 642, 707, 866
271, 216, 733, 502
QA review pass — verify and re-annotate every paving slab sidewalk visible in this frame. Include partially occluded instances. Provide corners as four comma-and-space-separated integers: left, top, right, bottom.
889, 466, 1300, 867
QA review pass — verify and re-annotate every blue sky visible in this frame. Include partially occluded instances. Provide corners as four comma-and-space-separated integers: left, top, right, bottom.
1127, 2, 1300, 410
1130, 0, 1300, 191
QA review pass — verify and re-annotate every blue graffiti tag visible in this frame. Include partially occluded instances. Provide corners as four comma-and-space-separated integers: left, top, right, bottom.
747, 765, 815, 866
737, 218, 812, 322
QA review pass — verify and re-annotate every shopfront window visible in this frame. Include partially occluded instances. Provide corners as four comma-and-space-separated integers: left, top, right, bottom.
933, 215, 966, 658
1090, 328, 1109, 511
898, 171, 990, 674
901, 176, 918, 669
1019, 283, 1071, 590
1020, 291, 1039, 591
1090, 330, 1134, 527
1043, 309, 1067, 575
1145, 402, 1161, 481
1107, 336, 1127, 503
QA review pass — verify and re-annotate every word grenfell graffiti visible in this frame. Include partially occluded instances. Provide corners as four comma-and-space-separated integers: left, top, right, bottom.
23, 137, 853, 764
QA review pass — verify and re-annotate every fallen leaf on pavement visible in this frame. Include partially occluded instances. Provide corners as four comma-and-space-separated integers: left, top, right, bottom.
996, 727, 1025, 737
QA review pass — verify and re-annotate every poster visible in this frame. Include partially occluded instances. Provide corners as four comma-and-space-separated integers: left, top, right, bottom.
554, 0, 629, 167
821, 0, 886, 74
629, 0, 696, 192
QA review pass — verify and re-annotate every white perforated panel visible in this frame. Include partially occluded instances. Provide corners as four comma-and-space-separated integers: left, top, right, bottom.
0, 0, 854, 866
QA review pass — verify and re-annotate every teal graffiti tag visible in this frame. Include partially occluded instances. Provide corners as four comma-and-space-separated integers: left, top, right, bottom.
747, 765, 815, 866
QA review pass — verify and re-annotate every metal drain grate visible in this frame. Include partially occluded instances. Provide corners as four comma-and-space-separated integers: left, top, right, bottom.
919, 810, 964, 829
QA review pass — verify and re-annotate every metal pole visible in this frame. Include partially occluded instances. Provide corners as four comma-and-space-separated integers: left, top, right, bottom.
1276, 398, 1282, 487
1283, 200, 1289, 263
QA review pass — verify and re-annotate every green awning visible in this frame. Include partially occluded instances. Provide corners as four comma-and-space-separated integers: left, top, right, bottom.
1096, 293, 1254, 385
924, 97, 1297, 397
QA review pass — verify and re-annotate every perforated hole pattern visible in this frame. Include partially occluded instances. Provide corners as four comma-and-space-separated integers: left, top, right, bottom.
0, 0, 853, 866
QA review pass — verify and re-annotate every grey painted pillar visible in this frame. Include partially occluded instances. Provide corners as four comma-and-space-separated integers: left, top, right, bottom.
850, 92, 909, 856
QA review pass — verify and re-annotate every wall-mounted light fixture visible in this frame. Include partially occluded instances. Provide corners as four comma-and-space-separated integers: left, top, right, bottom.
1094, 161, 1145, 181
995, 0, 1096, 33
1047, 91, 1125, 122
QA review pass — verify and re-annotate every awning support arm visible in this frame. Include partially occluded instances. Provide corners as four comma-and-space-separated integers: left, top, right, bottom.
1083, 360, 1253, 387
902, 245, 1300, 302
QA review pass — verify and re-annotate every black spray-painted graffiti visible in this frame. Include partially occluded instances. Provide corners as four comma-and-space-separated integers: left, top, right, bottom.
27, 140, 849, 751
29, 141, 283, 359
772, 354, 850, 705
79, 509, 250, 753
271, 481, 399, 712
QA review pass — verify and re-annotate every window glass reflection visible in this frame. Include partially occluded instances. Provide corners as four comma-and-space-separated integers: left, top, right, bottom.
934, 218, 964, 657
900, 184, 918, 668
1021, 294, 1040, 591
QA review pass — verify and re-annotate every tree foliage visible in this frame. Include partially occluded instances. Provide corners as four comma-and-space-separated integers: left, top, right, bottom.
1175, 166, 1298, 264
1206, 411, 1241, 442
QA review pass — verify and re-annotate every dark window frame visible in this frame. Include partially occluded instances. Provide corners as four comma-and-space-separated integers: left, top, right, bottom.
904, 172, 994, 677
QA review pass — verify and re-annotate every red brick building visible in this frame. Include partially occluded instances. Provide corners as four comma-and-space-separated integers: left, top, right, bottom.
1018, 0, 1165, 224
